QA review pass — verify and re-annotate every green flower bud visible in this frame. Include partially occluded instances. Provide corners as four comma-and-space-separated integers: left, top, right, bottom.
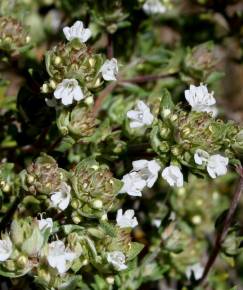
57, 105, 96, 139
21, 224, 44, 256
21, 153, 66, 195
159, 125, 171, 139
184, 42, 220, 79
92, 199, 103, 209
72, 214, 82, 224
159, 141, 170, 153
16, 255, 28, 269
37, 268, 51, 283
171, 145, 183, 156
0, 16, 31, 52
4, 260, 15, 271
71, 158, 122, 218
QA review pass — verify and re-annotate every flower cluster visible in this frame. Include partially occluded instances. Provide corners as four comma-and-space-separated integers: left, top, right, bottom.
42, 20, 119, 107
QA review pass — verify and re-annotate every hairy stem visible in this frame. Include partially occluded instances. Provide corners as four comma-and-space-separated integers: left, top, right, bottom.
197, 166, 243, 286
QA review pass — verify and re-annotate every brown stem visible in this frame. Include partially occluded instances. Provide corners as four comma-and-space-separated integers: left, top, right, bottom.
93, 82, 117, 116
107, 34, 113, 59
197, 166, 243, 286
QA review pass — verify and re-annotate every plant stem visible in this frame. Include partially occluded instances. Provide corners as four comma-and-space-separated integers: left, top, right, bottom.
107, 33, 113, 59
197, 166, 243, 286
93, 82, 117, 116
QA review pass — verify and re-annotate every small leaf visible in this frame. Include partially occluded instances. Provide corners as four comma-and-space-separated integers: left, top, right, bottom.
127, 242, 144, 261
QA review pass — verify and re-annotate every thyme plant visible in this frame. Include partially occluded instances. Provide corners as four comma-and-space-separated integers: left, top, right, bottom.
0, 0, 242, 289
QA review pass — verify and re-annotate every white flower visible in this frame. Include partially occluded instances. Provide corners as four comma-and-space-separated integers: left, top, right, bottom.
51, 182, 71, 211
47, 240, 77, 274
63, 20, 91, 43
143, 0, 166, 15
185, 84, 217, 116
132, 159, 161, 188
127, 101, 154, 128
186, 263, 204, 280
162, 165, 184, 187
38, 217, 53, 232
54, 79, 84, 106
119, 172, 146, 197
100, 58, 118, 81
46, 10, 62, 33
116, 209, 138, 228
194, 149, 209, 165
206, 154, 228, 179
107, 251, 127, 271
152, 219, 162, 228
0, 235, 13, 261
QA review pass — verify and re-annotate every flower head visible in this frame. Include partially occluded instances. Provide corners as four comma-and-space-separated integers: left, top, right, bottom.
119, 172, 146, 197
38, 216, 53, 232
186, 263, 204, 280
162, 165, 184, 187
206, 154, 228, 179
143, 0, 166, 15
0, 235, 13, 261
116, 209, 138, 228
100, 58, 118, 81
185, 84, 216, 116
194, 149, 209, 165
107, 251, 127, 271
54, 79, 84, 106
127, 101, 154, 128
63, 20, 91, 43
47, 240, 77, 274
132, 159, 161, 188
51, 182, 71, 211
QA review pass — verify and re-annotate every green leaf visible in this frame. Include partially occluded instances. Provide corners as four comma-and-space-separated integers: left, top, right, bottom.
55, 136, 75, 152
100, 222, 118, 238
62, 224, 85, 234
159, 89, 174, 119
127, 242, 144, 261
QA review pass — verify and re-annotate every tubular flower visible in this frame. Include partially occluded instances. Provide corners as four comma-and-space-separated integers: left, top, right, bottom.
132, 159, 161, 188
100, 58, 118, 81
54, 79, 84, 106
127, 101, 154, 128
116, 209, 138, 228
63, 20, 91, 43
47, 240, 77, 274
119, 172, 146, 197
107, 251, 127, 271
185, 84, 217, 116
162, 165, 184, 187
0, 235, 13, 262
206, 154, 228, 179
51, 182, 71, 211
